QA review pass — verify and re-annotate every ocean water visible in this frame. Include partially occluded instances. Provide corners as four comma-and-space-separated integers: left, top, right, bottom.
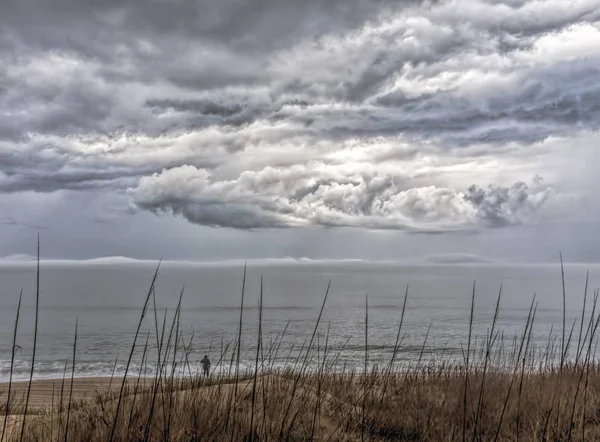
0, 260, 597, 381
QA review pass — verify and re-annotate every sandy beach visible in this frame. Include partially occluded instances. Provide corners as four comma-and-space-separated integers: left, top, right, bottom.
0, 377, 137, 412
0, 377, 138, 440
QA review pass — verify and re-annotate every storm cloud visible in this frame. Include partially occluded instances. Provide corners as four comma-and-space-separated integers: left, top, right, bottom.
0, 0, 599, 237
130, 164, 553, 230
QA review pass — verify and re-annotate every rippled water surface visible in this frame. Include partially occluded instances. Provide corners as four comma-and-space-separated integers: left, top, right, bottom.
0, 260, 597, 380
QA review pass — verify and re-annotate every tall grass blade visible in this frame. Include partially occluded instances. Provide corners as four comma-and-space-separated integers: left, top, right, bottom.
19, 236, 40, 442
109, 260, 161, 442
362, 293, 368, 442
64, 318, 77, 442
1, 291, 22, 442
249, 274, 264, 441
463, 281, 475, 442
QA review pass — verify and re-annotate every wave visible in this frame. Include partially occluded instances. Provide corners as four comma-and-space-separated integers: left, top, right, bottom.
0, 348, 466, 382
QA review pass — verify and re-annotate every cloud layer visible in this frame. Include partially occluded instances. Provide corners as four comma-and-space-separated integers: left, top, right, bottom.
131, 165, 553, 230
1, 0, 599, 231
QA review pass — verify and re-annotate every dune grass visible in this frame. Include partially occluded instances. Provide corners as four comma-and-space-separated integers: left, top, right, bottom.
4, 253, 600, 440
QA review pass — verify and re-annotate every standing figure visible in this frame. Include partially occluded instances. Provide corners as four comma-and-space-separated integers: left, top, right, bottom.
201, 354, 211, 377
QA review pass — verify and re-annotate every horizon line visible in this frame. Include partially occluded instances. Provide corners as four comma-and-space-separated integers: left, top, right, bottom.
0, 254, 596, 267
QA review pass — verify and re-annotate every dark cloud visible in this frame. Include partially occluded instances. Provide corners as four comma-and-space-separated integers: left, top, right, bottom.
2, 0, 598, 147
0, 170, 137, 193
146, 99, 244, 118
464, 180, 553, 228
1, 0, 421, 53
0, 0, 598, 241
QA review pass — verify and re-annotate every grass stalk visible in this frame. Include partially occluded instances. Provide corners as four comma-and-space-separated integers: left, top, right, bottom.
1, 291, 22, 442
226, 263, 247, 437
19, 236, 40, 442
64, 318, 78, 442
128, 330, 151, 431
575, 271, 589, 365
361, 293, 368, 442
109, 261, 161, 442
107, 352, 119, 394
493, 293, 536, 441
277, 280, 331, 439
472, 285, 502, 441
462, 281, 476, 442
59, 360, 67, 414
249, 275, 264, 441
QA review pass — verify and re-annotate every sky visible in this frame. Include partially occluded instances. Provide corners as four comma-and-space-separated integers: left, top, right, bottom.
1, 0, 599, 262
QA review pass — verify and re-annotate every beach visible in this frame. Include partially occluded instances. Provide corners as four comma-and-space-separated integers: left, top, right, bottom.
0, 377, 136, 412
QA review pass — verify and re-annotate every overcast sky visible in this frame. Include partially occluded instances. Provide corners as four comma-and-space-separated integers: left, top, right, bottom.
1, 0, 599, 262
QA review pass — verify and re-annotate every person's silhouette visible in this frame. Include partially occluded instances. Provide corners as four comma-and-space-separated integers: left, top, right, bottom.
201, 355, 211, 377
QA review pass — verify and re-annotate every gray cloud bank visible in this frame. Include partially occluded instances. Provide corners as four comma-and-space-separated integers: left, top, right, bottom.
131, 165, 553, 230
1, 0, 598, 231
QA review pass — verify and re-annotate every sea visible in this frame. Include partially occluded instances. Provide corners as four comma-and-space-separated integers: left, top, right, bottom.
0, 259, 597, 381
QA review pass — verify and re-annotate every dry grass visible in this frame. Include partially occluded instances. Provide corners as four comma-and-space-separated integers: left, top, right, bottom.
6, 367, 600, 441
4, 252, 600, 441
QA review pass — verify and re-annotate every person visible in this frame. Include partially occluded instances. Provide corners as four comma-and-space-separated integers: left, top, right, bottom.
201, 355, 211, 377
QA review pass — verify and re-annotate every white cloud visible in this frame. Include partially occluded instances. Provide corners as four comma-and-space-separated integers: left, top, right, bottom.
130, 164, 554, 230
